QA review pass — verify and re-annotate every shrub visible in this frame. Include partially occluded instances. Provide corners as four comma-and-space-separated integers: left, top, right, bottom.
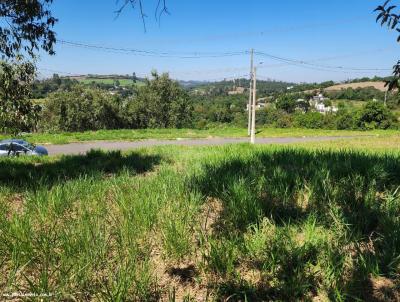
323, 99, 333, 107
335, 110, 357, 130
276, 95, 297, 113
275, 113, 294, 128
40, 72, 194, 132
355, 101, 395, 130
294, 112, 325, 129
41, 87, 122, 132
195, 119, 208, 129
264, 108, 294, 128
129, 72, 193, 128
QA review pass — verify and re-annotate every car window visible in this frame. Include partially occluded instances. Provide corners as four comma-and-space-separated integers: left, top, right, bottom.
0, 144, 9, 151
10, 143, 26, 152
22, 142, 33, 150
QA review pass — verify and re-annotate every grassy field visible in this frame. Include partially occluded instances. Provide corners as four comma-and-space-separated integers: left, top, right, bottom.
0, 136, 399, 301
0, 127, 398, 145
78, 78, 143, 87
331, 99, 366, 108
298, 135, 400, 153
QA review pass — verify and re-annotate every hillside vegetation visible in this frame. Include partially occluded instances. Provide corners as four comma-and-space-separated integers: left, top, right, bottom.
77, 77, 141, 87
325, 81, 388, 92
29, 74, 399, 135
3, 73, 396, 137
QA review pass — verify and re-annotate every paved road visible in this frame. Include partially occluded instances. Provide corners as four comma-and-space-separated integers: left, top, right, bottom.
45, 136, 361, 156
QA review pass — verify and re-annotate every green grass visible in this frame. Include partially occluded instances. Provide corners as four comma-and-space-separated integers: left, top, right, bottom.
0, 141, 399, 300
1, 127, 397, 144
297, 135, 400, 153
331, 99, 366, 108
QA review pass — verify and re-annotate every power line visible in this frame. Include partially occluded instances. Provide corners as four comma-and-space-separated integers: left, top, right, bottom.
58, 40, 247, 58
255, 47, 396, 69
195, 74, 250, 83
37, 68, 80, 76
57, 39, 393, 74
166, 48, 396, 76
255, 51, 392, 72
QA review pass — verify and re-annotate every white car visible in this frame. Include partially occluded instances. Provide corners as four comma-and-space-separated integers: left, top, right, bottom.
0, 139, 48, 157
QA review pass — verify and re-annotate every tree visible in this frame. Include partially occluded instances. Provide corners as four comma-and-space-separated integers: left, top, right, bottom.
0, 61, 41, 135
43, 86, 122, 132
0, 0, 57, 59
335, 108, 357, 130
0, 1, 55, 135
0, 1, 169, 134
296, 99, 311, 113
294, 112, 324, 129
127, 72, 192, 128
52, 73, 62, 85
356, 101, 395, 129
264, 108, 294, 128
375, 0, 400, 90
0, 1, 168, 59
276, 95, 296, 113
323, 99, 332, 107
116, 0, 169, 31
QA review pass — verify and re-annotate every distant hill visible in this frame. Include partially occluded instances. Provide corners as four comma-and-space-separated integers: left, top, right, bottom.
62, 75, 296, 93
64, 74, 144, 87
325, 81, 388, 92
187, 78, 295, 95
178, 80, 207, 88
66, 75, 217, 89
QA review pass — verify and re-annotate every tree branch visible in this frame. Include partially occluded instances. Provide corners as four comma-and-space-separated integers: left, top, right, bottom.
116, 0, 169, 31
375, 0, 400, 90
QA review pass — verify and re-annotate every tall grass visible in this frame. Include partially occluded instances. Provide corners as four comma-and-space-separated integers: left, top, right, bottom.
0, 144, 399, 300
189, 145, 400, 300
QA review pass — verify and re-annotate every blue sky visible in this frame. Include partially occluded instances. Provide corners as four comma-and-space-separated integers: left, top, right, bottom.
38, 0, 400, 83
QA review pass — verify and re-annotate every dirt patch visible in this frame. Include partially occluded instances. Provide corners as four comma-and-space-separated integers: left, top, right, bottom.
236, 264, 263, 285
296, 186, 311, 211
5, 194, 25, 220
151, 251, 210, 301
148, 197, 225, 301
200, 197, 224, 236
364, 276, 400, 302
344, 236, 376, 258
166, 264, 198, 284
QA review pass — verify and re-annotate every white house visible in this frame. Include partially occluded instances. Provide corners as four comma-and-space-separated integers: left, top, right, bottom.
311, 94, 338, 114
313, 93, 327, 102
316, 103, 325, 112
228, 87, 245, 95
246, 102, 267, 111
315, 103, 338, 114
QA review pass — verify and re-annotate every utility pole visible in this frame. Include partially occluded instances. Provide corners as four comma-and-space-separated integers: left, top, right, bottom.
384, 90, 388, 107
247, 49, 254, 136
250, 66, 257, 144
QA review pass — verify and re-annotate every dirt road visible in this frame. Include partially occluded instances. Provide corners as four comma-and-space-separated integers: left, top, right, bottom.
45, 136, 359, 156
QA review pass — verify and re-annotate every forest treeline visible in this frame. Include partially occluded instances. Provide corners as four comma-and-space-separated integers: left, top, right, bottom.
7, 72, 400, 133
